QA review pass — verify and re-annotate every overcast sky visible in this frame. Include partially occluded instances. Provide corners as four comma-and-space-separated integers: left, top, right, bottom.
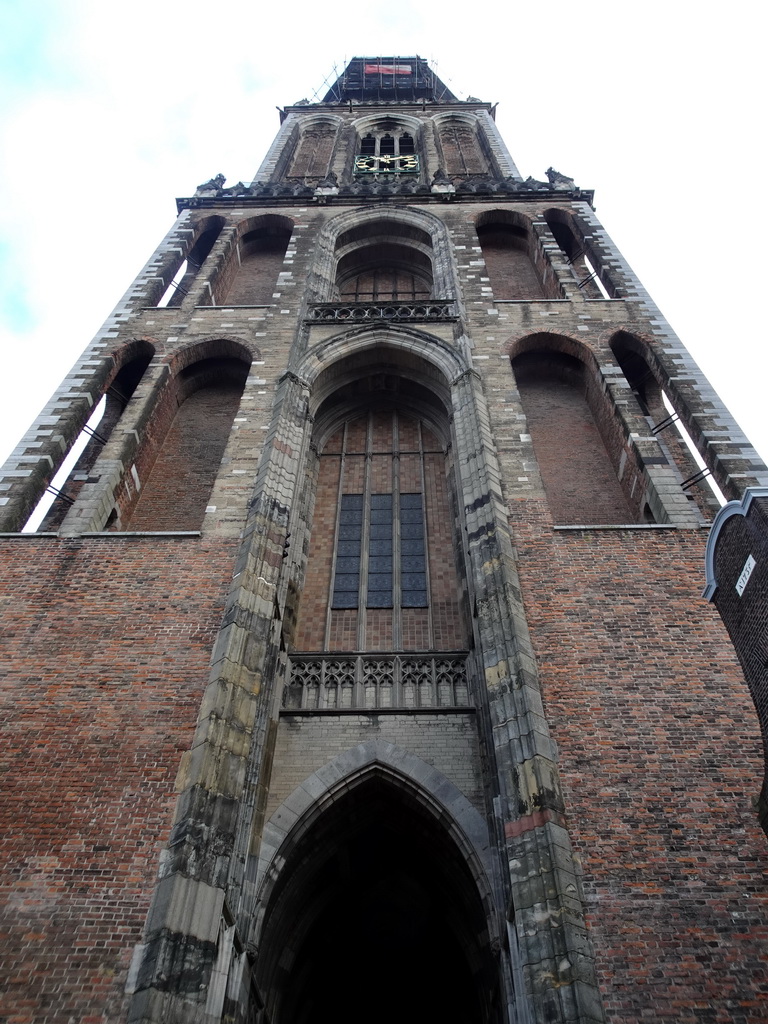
1, 0, 765, 476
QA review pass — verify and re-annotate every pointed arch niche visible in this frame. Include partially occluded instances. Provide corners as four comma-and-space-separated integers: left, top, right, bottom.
476, 210, 561, 300
511, 335, 640, 524
286, 117, 340, 180
254, 760, 503, 1024
434, 113, 489, 176
216, 214, 294, 306
111, 340, 251, 531
293, 343, 469, 658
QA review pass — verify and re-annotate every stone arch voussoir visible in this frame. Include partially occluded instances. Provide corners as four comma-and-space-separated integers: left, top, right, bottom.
299, 323, 466, 412
506, 329, 602, 372
164, 336, 257, 375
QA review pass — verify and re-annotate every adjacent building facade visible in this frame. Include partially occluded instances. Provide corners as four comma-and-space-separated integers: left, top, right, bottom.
1, 57, 766, 1024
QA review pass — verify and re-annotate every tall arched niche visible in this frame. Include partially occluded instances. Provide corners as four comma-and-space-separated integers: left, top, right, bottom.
511, 334, 640, 524
333, 219, 435, 302
112, 339, 252, 531
215, 214, 294, 306
285, 116, 340, 180
476, 210, 562, 300
433, 111, 489, 176
543, 207, 617, 299
154, 215, 226, 308
310, 207, 456, 305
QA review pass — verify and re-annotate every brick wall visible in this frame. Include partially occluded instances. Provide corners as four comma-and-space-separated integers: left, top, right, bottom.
511, 515, 768, 1023
0, 535, 237, 1024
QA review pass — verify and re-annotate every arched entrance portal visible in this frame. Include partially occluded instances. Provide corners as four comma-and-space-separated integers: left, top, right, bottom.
255, 772, 502, 1024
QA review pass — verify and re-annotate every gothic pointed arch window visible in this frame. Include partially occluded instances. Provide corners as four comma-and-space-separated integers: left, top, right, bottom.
287, 119, 339, 179
436, 117, 488, 176
353, 121, 420, 175
294, 373, 467, 656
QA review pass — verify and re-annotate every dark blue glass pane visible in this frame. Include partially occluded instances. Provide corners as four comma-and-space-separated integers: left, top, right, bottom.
337, 540, 361, 557
370, 508, 393, 525
401, 555, 425, 571
341, 494, 364, 510
338, 524, 362, 540
367, 592, 393, 608
340, 508, 364, 525
367, 573, 392, 591
332, 592, 359, 608
368, 556, 392, 573
334, 575, 360, 593
370, 494, 393, 509
336, 557, 360, 573
400, 523, 424, 539
402, 591, 428, 607
399, 508, 423, 524
401, 538, 425, 555
369, 539, 392, 556
400, 493, 422, 509
402, 573, 426, 590
370, 524, 392, 540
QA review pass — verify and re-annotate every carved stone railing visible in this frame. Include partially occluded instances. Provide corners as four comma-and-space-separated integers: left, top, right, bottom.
283, 652, 471, 710
307, 301, 457, 324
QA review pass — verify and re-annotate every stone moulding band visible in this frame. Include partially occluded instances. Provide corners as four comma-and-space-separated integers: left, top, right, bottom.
284, 651, 471, 710
306, 301, 458, 323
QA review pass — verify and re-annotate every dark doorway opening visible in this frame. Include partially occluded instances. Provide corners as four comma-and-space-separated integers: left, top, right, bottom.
257, 774, 500, 1024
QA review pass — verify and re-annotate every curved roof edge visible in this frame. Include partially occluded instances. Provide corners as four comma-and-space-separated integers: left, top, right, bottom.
702, 486, 768, 600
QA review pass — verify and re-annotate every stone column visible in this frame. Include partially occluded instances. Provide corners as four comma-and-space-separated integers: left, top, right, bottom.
126, 371, 312, 1024
451, 368, 605, 1024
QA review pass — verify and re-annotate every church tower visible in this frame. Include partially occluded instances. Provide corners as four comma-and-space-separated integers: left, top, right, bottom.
1, 58, 766, 1024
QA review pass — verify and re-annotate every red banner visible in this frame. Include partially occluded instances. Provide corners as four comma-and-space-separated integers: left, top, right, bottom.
364, 64, 412, 75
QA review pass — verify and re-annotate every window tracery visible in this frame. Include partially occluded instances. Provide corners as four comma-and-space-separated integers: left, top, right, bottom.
354, 127, 419, 174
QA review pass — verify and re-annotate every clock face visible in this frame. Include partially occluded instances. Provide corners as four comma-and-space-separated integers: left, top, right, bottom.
354, 154, 420, 174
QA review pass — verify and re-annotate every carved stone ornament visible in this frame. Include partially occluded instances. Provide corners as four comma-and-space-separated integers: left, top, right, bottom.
284, 653, 471, 710
546, 166, 577, 190
194, 173, 226, 196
